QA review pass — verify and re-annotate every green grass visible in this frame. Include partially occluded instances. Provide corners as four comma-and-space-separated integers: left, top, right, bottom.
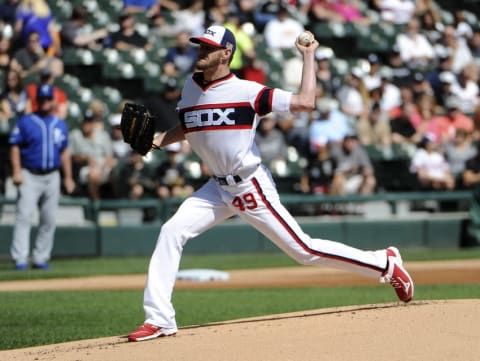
1, 248, 479, 281
1, 284, 479, 351
0, 249, 479, 350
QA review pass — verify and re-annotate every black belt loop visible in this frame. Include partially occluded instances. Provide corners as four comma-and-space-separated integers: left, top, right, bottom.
213, 174, 243, 186
26, 168, 59, 175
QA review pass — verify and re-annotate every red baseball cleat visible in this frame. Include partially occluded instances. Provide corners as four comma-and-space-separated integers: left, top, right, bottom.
380, 247, 414, 303
128, 323, 177, 342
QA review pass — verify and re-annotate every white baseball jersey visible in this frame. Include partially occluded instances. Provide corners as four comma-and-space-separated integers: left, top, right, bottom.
177, 72, 291, 177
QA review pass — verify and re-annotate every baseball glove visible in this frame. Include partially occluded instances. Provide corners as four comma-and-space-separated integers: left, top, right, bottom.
120, 102, 160, 155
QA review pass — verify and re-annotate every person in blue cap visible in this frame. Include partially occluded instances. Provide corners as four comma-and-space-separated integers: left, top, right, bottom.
9, 83, 75, 270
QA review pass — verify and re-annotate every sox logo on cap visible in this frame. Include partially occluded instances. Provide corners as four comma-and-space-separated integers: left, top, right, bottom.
190, 25, 236, 55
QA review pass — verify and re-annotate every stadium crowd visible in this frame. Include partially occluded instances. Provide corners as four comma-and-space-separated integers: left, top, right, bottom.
1, 0, 480, 213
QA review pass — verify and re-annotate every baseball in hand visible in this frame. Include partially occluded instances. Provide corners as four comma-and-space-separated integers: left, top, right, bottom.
297, 31, 314, 46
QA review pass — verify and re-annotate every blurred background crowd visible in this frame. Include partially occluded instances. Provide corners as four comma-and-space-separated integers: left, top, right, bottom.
1, 0, 480, 214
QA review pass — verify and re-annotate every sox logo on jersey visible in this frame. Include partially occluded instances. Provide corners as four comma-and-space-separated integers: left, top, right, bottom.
184, 107, 236, 128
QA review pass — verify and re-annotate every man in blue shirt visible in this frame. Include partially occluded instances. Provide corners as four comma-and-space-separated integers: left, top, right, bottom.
9, 84, 75, 270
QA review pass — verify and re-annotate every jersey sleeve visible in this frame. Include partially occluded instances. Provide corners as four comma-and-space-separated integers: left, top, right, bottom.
59, 121, 69, 151
271, 88, 292, 113
8, 118, 25, 146
253, 86, 292, 116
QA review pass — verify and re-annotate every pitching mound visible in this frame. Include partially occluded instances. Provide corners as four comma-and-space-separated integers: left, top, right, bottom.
2, 299, 479, 361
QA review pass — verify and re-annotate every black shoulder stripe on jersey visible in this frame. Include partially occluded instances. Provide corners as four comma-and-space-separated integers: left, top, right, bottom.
255, 88, 273, 116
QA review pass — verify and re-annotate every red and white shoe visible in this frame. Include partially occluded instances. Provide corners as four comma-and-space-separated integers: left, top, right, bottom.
380, 247, 414, 303
128, 323, 177, 342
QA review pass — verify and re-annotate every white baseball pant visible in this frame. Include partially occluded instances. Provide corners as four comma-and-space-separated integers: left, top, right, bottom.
143, 165, 387, 329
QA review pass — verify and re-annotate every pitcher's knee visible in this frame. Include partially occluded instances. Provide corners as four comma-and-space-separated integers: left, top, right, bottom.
157, 220, 187, 249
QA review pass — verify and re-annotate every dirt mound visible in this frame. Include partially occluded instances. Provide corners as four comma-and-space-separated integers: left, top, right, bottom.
2, 300, 479, 361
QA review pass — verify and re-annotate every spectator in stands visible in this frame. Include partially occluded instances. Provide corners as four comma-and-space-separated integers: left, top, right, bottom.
425, 48, 455, 107
158, 0, 185, 12
254, 113, 288, 175
410, 133, 455, 190
113, 150, 156, 199
234, 0, 257, 25
155, 142, 194, 199
336, 67, 370, 124
87, 99, 109, 128
170, 0, 205, 37
440, 25, 473, 74
385, 45, 412, 87
330, 133, 377, 195
162, 30, 197, 78
109, 113, 132, 161
373, 0, 415, 25
356, 101, 392, 148
0, 32, 12, 71
283, 53, 304, 91
410, 71, 434, 101
414, 0, 441, 21
450, 64, 479, 116
147, 11, 179, 40
0, 67, 30, 125
452, 9, 473, 41
394, 16, 435, 71
474, 104, 480, 141
315, 47, 342, 98
142, 77, 181, 132
286, 0, 311, 26
60, 5, 108, 50
253, 0, 286, 32
69, 110, 116, 200
205, 0, 233, 26
300, 135, 338, 195
13, 0, 61, 57
308, 0, 344, 24
123, 0, 162, 17
10, 30, 64, 78
276, 110, 311, 159
433, 70, 457, 109
0, 0, 20, 26
0, 104, 8, 133
435, 95, 474, 144
390, 89, 420, 147
25, 67, 68, 119
224, 11, 256, 78
263, 4, 304, 49
444, 127, 477, 188
462, 142, 480, 189
362, 53, 382, 94
328, 0, 372, 25
411, 92, 441, 144
468, 28, 480, 58
108, 11, 151, 51
418, 8, 442, 45
373, 68, 402, 113
239, 49, 267, 85
309, 97, 352, 146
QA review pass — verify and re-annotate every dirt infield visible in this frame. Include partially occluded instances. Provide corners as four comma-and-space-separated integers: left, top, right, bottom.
1, 300, 479, 361
1, 258, 480, 291
1, 259, 479, 361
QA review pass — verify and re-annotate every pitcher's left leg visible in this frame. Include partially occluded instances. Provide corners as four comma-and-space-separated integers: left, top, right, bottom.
239, 171, 387, 279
